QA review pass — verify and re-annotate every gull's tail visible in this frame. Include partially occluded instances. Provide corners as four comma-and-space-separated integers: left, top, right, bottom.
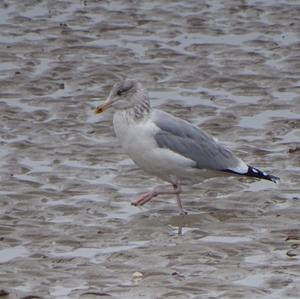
223, 165, 280, 183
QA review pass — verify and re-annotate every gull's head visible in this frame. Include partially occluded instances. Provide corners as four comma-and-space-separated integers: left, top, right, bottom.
95, 79, 146, 113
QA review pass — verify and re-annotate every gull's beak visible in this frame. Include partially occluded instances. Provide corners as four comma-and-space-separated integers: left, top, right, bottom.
95, 97, 113, 114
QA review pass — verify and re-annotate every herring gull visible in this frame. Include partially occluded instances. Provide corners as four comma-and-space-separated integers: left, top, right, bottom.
95, 79, 279, 214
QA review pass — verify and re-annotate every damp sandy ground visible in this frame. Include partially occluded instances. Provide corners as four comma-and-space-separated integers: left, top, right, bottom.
0, 0, 300, 298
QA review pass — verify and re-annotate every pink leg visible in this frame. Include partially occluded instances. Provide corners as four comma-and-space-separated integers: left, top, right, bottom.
132, 182, 186, 214
173, 183, 186, 215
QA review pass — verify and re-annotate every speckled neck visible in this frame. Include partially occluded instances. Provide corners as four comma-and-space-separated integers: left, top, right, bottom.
126, 88, 151, 121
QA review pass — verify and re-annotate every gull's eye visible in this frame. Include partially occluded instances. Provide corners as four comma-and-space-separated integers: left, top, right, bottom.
117, 89, 123, 96
115, 81, 134, 96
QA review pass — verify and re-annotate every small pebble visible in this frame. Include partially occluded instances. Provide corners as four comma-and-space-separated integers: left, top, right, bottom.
132, 271, 143, 278
286, 236, 300, 244
287, 250, 297, 257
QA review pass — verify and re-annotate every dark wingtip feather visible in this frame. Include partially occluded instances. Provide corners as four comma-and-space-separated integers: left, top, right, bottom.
223, 165, 280, 183
267, 174, 280, 184
246, 165, 280, 183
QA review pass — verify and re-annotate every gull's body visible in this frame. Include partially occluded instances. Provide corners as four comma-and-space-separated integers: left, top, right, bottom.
113, 109, 246, 184
113, 109, 198, 184
96, 79, 279, 214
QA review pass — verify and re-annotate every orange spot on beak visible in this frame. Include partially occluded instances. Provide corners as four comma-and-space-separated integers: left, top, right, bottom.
95, 106, 105, 114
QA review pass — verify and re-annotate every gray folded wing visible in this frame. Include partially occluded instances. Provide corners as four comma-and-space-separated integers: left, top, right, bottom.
152, 109, 241, 171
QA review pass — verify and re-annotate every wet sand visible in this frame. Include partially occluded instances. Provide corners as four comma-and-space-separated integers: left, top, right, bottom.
0, 0, 300, 298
